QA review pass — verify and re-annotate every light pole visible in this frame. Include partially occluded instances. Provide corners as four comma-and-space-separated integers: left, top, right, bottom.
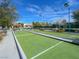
64, 2, 71, 32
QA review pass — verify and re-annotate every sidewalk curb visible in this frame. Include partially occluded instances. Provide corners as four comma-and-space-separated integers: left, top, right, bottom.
12, 30, 27, 59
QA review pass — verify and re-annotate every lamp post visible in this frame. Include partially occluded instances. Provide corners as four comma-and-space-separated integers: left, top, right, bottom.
64, 2, 71, 32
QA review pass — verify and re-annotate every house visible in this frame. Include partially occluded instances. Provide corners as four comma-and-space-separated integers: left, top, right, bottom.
13, 23, 24, 28
24, 24, 32, 29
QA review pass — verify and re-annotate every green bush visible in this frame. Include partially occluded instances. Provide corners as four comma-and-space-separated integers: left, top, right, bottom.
0, 34, 3, 40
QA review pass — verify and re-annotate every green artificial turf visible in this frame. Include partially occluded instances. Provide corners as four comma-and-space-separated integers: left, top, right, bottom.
36, 42, 79, 59
15, 31, 79, 59
33, 30, 79, 39
15, 31, 59, 59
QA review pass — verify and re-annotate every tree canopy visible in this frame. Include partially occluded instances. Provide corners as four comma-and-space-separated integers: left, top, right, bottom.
0, 0, 18, 28
73, 10, 79, 28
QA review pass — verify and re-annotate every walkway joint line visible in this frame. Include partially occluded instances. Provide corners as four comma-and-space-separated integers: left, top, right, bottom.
31, 41, 63, 59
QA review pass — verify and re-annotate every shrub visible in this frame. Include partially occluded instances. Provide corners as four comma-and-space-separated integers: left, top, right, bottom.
0, 33, 3, 40
0, 31, 6, 41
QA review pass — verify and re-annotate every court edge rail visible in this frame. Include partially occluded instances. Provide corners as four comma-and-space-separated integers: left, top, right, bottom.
29, 31, 79, 45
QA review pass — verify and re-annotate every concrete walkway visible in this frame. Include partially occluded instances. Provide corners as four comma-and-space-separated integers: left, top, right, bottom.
0, 30, 20, 59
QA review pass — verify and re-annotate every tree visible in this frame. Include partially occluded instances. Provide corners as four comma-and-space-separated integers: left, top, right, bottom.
32, 22, 49, 29
73, 10, 79, 28
0, 0, 18, 28
60, 19, 67, 28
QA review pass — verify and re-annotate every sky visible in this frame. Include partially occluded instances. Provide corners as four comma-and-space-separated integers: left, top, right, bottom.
11, 0, 79, 24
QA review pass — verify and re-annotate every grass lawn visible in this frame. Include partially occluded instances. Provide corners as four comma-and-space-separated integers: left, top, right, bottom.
15, 31, 79, 59
33, 30, 79, 39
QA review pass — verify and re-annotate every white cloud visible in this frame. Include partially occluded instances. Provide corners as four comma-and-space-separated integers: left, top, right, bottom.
68, 0, 79, 5
29, 4, 41, 10
26, 4, 71, 22
26, 7, 37, 12
26, 4, 42, 14
43, 6, 54, 12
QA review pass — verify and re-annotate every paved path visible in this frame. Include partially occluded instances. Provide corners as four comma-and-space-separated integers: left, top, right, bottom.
0, 30, 20, 59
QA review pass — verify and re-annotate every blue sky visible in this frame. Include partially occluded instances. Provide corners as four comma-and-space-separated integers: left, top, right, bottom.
12, 0, 79, 24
